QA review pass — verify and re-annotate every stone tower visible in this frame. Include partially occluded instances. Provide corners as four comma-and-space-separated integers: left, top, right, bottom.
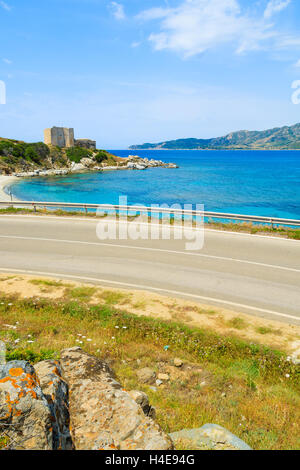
44, 127, 75, 148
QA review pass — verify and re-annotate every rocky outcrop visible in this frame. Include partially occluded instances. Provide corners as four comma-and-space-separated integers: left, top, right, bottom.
34, 360, 73, 450
127, 390, 156, 420
12, 155, 178, 178
0, 350, 252, 451
0, 361, 55, 450
59, 347, 173, 450
0, 348, 172, 450
1, 136, 179, 176
126, 155, 178, 170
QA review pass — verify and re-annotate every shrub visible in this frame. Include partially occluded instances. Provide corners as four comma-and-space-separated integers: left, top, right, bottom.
66, 147, 92, 163
30, 142, 49, 160
24, 146, 41, 163
0, 140, 49, 166
94, 150, 108, 163
0, 141, 14, 157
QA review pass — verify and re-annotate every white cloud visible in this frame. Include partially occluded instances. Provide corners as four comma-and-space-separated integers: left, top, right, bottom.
276, 36, 300, 48
137, 0, 296, 58
2, 58, 12, 64
264, 0, 291, 19
0, 1, 11, 11
136, 8, 171, 21
131, 41, 141, 48
294, 59, 300, 67
110, 2, 125, 21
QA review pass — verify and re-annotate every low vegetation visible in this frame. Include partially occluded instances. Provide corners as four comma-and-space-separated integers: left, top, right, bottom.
206, 220, 300, 240
0, 139, 53, 173
0, 291, 299, 450
65, 146, 94, 163
0, 137, 120, 173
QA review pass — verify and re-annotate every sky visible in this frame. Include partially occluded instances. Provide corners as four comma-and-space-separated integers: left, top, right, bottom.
1, 0, 300, 148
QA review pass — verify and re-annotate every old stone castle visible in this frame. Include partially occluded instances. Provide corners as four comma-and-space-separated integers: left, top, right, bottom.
44, 127, 96, 150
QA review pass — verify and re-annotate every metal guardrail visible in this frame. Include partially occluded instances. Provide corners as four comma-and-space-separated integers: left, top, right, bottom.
0, 200, 300, 227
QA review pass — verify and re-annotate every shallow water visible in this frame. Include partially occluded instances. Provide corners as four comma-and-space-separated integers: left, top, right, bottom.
9, 150, 300, 219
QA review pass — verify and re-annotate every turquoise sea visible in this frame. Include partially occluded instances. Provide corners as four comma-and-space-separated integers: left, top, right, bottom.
8, 150, 300, 219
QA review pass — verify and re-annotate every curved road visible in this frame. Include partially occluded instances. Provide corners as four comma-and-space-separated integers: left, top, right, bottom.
0, 214, 299, 325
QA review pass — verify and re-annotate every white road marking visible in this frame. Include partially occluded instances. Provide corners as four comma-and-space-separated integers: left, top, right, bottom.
0, 267, 299, 323
0, 234, 299, 273
0, 214, 299, 242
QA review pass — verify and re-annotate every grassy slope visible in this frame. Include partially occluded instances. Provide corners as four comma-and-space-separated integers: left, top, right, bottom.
0, 283, 299, 450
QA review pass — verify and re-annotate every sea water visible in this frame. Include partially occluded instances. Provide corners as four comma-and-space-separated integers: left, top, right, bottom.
8, 150, 300, 219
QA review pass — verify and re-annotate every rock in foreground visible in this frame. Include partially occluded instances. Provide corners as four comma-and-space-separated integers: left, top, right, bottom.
169, 424, 252, 450
60, 347, 172, 450
0, 350, 252, 451
0, 348, 172, 450
0, 361, 55, 450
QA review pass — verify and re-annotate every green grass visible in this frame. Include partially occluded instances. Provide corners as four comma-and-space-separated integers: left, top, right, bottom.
0, 295, 298, 384
227, 317, 248, 330
98, 290, 132, 305
29, 279, 67, 288
206, 220, 300, 240
256, 326, 281, 336
5, 348, 57, 363
65, 286, 97, 300
0, 294, 299, 450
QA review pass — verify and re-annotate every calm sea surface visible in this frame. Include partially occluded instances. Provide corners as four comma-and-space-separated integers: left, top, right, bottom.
9, 150, 300, 219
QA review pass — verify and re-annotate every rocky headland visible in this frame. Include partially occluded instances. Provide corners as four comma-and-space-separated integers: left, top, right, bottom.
0, 138, 178, 178
130, 122, 300, 150
13, 155, 178, 178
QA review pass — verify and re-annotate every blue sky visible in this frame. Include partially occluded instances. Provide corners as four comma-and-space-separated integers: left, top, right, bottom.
1, 0, 300, 147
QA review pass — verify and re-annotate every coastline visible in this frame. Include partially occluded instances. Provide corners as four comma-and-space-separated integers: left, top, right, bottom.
0, 175, 21, 202
0, 155, 178, 205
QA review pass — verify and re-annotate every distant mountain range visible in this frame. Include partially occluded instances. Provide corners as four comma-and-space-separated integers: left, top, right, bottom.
129, 123, 300, 150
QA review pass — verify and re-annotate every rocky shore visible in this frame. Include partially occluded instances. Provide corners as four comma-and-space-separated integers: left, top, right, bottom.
13, 155, 178, 177
0, 154, 178, 203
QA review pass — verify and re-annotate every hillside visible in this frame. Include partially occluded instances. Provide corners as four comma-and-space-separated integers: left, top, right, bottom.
0, 137, 121, 175
130, 123, 300, 150
0, 275, 299, 449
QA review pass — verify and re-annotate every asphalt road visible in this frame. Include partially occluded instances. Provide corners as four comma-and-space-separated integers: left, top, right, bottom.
0, 214, 299, 325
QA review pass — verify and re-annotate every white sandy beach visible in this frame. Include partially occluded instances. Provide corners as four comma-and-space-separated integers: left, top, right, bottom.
0, 175, 20, 202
